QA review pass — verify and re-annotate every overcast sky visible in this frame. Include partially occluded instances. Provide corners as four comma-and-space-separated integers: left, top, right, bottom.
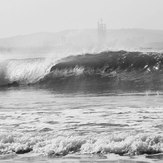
0, 0, 163, 38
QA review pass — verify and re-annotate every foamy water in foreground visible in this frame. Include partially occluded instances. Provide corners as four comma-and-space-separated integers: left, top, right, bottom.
0, 87, 163, 163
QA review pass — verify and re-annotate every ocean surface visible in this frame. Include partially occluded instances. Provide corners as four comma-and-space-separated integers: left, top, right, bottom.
0, 51, 163, 163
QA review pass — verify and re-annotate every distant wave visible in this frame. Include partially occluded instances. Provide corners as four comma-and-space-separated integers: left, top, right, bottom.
1, 50, 163, 91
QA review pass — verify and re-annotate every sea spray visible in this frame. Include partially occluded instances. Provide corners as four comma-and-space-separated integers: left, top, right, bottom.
0, 58, 55, 86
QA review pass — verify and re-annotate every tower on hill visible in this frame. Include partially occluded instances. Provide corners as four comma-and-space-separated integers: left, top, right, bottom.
97, 19, 107, 46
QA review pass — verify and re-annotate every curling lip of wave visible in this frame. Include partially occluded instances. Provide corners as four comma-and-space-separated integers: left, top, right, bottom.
0, 58, 54, 86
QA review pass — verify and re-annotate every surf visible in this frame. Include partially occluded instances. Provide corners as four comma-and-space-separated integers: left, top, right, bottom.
0, 131, 163, 157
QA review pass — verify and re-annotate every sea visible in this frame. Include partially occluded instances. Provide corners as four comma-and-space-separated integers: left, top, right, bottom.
0, 50, 163, 163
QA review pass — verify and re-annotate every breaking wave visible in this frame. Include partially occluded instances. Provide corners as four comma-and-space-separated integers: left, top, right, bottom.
0, 132, 163, 157
1, 50, 163, 91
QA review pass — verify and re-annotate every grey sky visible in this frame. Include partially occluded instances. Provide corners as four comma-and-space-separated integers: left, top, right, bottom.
0, 0, 163, 38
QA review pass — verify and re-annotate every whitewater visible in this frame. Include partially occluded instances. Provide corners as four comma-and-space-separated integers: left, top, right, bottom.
0, 50, 163, 163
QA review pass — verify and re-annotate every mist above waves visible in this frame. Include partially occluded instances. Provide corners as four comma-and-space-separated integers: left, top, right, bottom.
1, 28, 163, 59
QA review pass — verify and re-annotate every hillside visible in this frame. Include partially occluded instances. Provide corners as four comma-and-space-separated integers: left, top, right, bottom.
0, 29, 163, 59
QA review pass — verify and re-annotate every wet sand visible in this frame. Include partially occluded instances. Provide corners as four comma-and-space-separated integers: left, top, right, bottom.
1, 153, 163, 163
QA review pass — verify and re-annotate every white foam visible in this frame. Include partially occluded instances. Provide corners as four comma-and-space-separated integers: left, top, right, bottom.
0, 58, 56, 85
0, 132, 162, 157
